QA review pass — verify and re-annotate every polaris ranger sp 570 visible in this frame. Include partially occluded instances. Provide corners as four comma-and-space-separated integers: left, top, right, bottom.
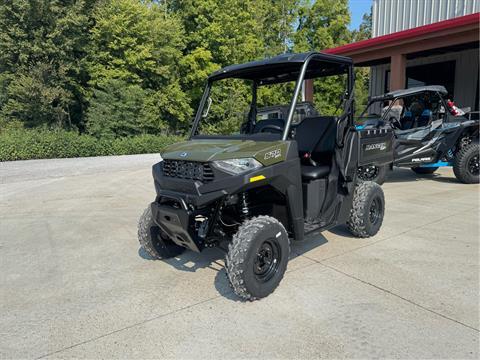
138, 52, 393, 300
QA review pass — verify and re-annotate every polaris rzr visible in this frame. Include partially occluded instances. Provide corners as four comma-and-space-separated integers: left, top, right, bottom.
138, 52, 393, 300
356, 86, 479, 184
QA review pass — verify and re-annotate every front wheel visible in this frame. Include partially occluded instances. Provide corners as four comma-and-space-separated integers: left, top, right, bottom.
357, 165, 387, 185
138, 206, 185, 259
348, 181, 385, 238
225, 216, 290, 301
411, 166, 438, 175
453, 143, 479, 184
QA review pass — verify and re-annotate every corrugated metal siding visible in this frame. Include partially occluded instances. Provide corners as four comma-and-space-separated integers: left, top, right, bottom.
372, 0, 480, 37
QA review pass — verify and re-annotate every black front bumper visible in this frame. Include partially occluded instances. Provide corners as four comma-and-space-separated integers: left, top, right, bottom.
151, 200, 205, 253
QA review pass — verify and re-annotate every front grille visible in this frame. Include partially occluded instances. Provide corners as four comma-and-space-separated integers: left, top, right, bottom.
162, 160, 214, 182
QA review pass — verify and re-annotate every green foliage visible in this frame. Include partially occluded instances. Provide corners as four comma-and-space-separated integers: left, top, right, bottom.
198, 78, 252, 135
352, 9, 372, 115
313, 75, 348, 115
85, 0, 191, 133
0, 0, 94, 129
0, 0, 374, 159
86, 79, 148, 138
294, 0, 351, 52
352, 8, 372, 41
0, 127, 183, 161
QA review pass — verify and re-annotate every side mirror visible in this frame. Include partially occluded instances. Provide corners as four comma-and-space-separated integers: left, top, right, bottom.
202, 97, 212, 118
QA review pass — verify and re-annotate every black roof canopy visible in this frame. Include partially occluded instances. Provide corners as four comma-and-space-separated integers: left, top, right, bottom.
208, 52, 352, 85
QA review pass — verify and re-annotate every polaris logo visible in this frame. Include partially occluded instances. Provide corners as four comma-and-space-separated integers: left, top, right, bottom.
365, 142, 387, 151
412, 157, 432, 162
264, 149, 281, 160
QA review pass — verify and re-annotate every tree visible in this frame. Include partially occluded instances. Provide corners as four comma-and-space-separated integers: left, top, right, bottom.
0, 0, 96, 129
0, 0, 373, 137
85, 0, 191, 134
87, 79, 146, 138
293, 0, 351, 52
291, 0, 352, 114
352, 8, 372, 42
351, 7, 373, 115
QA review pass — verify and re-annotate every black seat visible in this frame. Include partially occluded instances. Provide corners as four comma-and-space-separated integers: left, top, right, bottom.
301, 165, 330, 181
294, 116, 337, 181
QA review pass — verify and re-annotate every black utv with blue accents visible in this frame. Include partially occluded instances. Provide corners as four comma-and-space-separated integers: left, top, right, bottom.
357, 86, 479, 184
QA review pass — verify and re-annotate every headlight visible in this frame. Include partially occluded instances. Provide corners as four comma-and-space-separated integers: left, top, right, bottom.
212, 158, 262, 175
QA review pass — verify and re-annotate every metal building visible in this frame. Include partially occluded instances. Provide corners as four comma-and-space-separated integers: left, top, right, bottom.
372, 0, 479, 37
325, 0, 479, 110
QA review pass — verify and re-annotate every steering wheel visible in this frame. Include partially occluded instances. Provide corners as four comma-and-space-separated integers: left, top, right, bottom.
260, 124, 283, 133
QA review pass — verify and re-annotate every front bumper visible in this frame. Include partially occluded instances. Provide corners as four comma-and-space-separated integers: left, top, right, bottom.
151, 200, 205, 252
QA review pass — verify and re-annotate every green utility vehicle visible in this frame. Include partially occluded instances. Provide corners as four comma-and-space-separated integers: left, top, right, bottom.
138, 52, 393, 300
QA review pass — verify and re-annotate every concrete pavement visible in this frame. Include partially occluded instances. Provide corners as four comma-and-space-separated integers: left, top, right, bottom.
1, 155, 478, 359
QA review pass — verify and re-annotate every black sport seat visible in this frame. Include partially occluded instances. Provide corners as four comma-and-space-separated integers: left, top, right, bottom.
294, 116, 337, 181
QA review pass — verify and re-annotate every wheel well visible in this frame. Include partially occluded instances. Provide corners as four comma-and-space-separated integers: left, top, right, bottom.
215, 185, 291, 238
246, 185, 290, 232
457, 127, 479, 149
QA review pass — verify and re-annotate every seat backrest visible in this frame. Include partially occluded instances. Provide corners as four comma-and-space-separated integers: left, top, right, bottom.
294, 116, 337, 161
400, 111, 414, 130
253, 118, 285, 133
417, 109, 432, 127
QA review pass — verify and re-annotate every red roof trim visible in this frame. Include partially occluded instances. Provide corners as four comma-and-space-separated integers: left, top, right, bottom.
325, 12, 480, 55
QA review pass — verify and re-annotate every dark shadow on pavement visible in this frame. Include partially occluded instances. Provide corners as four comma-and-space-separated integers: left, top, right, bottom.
138, 247, 156, 260
328, 224, 356, 239
139, 227, 330, 302
139, 244, 238, 299
290, 232, 328, 255
214, 269, 243, 302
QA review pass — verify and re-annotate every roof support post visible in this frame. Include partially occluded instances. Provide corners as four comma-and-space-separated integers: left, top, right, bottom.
390, 53, 406, 91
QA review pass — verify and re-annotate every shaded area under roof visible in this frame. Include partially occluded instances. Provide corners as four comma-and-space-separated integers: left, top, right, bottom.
208, 52, 352, 84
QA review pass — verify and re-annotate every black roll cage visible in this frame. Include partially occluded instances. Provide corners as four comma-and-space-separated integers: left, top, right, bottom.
189, 52, 355, 141
361, 89, 450, 123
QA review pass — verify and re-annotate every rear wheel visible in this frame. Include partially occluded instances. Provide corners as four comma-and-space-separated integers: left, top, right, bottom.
453, 143, 479, 184
411, 166, 438, 175
138, 206, 185, 259
348, 181, 385, 238
225, 216, 289, 300
357, 165, 387, 185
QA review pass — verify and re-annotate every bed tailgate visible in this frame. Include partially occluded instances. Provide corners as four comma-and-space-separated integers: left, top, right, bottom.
358, 128, 394, 166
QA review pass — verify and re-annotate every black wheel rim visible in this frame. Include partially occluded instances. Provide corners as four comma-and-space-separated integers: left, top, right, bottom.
468, 154, 479, 176
359, 165, 379, 181
254, 239, 281, 282
369, 197, 382, 225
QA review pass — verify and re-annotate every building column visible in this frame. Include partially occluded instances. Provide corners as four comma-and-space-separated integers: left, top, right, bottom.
304, 79, 314, 102
390, 53, 406, 91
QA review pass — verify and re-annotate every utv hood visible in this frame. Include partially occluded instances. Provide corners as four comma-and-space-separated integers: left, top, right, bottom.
161, 139, 288, 166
